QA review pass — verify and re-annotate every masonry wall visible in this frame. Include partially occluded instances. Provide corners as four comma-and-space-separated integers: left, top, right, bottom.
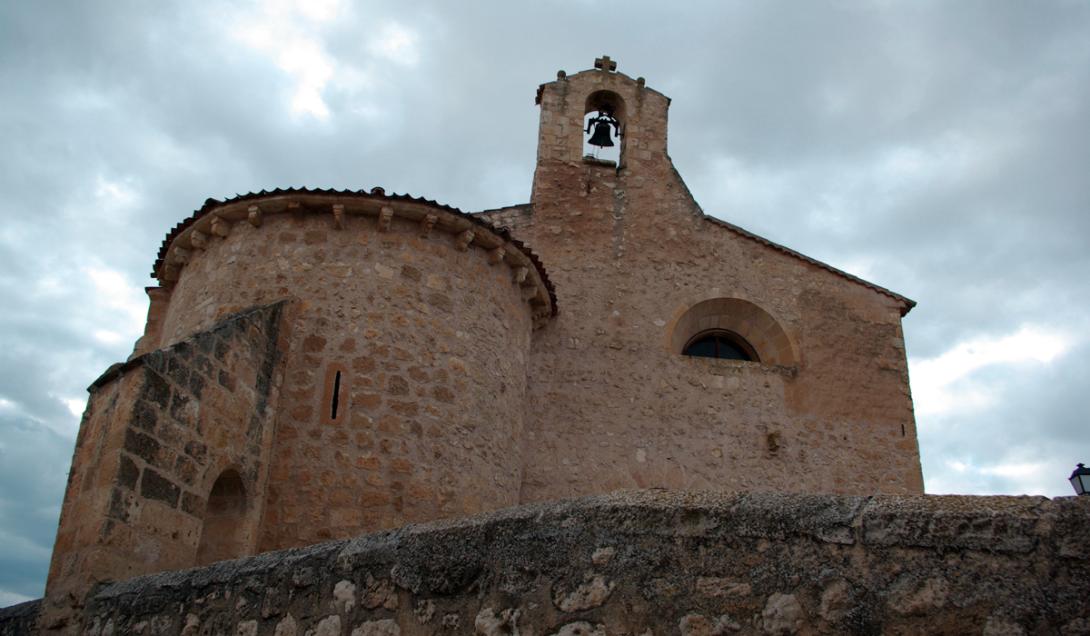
65, 492, 1090, 635
154, 208, 536, 551
42, 303, 287, 631
0, 600, 40, 636
511, 68, 922, 501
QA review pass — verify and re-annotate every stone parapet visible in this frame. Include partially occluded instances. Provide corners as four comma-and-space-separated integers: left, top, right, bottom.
54, 490, 1090, 635
0, 600, 41, 635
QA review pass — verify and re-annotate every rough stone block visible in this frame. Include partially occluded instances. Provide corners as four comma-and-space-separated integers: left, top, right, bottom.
139, 468, 181, 508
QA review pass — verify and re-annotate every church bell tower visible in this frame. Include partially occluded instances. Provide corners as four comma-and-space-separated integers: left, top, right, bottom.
529, 56, 673, 243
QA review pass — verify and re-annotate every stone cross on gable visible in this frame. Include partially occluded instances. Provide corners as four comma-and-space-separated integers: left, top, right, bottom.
594, 55, 617, 72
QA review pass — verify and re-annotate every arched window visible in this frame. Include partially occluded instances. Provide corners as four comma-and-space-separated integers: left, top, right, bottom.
195, 469, 248, 565
682, 329, 759, 362
668, 297, 798, 366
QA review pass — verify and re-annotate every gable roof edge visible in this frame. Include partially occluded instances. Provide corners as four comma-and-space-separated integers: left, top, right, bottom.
667, 161, 916, 317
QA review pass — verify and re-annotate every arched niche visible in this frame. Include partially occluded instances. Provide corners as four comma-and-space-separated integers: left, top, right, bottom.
583, 90, 626, 163
195, 468, 249, 565
668, 298, 798, 366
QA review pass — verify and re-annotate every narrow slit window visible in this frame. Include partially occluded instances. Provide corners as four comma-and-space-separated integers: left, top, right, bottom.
330, 370, 342, 420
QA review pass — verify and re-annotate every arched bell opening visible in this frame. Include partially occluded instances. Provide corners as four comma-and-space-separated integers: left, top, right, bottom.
583, 90, 625, 164
195, 468, 249, 565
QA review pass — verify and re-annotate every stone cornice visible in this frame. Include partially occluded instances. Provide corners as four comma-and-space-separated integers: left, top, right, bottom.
153, 188, 557, 326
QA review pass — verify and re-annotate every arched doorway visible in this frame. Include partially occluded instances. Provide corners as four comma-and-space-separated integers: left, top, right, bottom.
195, 469, 248, 565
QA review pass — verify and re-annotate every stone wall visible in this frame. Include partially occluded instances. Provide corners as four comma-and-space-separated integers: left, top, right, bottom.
41, 302, 288, 631
63, 491, 1090, 635
0, 600, 41, 636
151, 202, 540, 551
517, 66, 922, 500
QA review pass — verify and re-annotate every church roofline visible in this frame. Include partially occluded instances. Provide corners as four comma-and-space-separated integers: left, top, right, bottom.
703, 215, 917, 316
665, 163, 916, 316
475, 198, 917, 318
152, 187, 558, 316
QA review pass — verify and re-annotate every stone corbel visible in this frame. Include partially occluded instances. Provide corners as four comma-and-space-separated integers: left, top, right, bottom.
378, 206, 393, 232
488, 247, 506, 265
170, 247, 191, 265
211, 216, 230, 238
247, 205, 262, 227
420, 214, 437, 237
332, 204, 346, 230
532, 306, 551, 329
190, 230, 209, 250
512, 267, 529, 284
162, 264, 180, 282
455, 230, 475, 251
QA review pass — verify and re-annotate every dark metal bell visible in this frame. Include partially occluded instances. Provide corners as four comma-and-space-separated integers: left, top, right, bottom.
588, 121, 615, 147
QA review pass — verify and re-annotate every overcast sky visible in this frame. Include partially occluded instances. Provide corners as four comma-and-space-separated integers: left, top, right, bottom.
2, 0, 1089, 605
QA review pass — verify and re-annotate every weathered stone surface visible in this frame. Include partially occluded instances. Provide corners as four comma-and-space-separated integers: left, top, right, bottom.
695, 577, 750, 598
139, 468, 180, 507
350, 618, 398, 636
552, 574, 613, 612
888, 576, 949, 616
760, 593, 803, 634
332, 580, 356, 614
22, 491, 1082, 636
590, 546, 615, 566
475, 607, 521, 635
360, 575, 397, 611
551, 621, 605, 636
273, 614, 297, 636
0, 600, 40, 636
307, 615, 340, 636
818, 579, 851, 622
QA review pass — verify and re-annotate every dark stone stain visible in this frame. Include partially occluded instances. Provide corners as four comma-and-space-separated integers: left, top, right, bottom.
140, 468, 180, 508
143, 369, 171, 409
184, 440, 208, 464
123, 429, 160, 466
188, 373, 205, 399
106, 487, 133, 522
117, 455, 139, 490
131, 400, 158, 432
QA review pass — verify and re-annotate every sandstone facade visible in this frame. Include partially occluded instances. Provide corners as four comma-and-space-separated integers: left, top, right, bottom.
36, 58, 933, 631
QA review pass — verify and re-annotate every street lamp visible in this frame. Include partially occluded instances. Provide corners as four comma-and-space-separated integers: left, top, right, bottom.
1070, 463, 1090, 496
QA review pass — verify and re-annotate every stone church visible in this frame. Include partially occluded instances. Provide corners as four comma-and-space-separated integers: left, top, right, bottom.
29, 57, 998, 633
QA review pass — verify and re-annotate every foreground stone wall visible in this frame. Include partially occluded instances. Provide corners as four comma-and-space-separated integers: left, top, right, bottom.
0, 600, 40, 636
57, 491, 1090, 635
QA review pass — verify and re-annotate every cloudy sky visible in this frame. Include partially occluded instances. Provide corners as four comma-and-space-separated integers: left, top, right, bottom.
2, 0, 1089, 604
